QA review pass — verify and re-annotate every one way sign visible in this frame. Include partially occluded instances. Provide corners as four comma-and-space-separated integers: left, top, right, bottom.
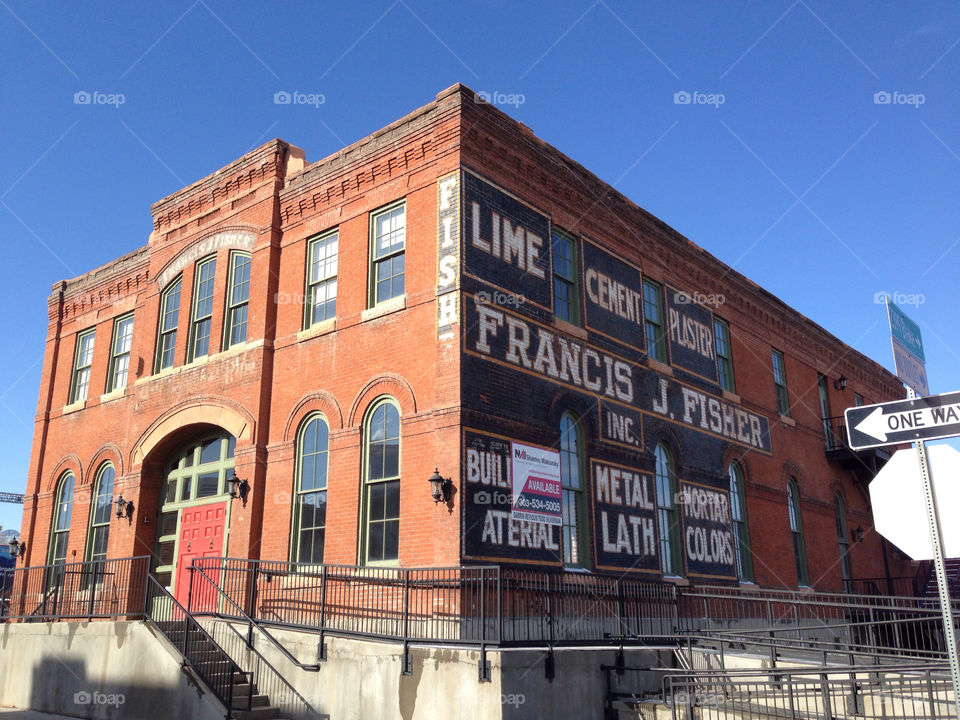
845, 391, 960, 450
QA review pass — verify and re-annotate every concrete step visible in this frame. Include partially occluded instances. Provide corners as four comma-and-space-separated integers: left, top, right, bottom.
231, 706, 282, 720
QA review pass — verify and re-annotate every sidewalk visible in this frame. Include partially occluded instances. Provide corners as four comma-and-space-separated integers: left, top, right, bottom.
0, 711, 84, 719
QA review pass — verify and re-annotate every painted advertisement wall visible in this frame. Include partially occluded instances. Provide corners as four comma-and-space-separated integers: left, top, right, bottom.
459, 169, 772, 580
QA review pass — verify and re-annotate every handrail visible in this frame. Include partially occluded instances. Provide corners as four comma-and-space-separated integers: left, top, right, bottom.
144, 574, 252, 713
190, 564, 320, 671
215, 619, 317, 715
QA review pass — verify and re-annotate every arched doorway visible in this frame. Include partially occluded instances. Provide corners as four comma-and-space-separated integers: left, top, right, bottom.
152, 430, 236, 605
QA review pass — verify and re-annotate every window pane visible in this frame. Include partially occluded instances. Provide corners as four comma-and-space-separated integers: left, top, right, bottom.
374, 206, 405, 258
164, 477, 177, 503
200, 439, 221, 465
180, 476, 192, 501
159, 512, 178, 537
369, 483, 385, 521
158, 541, 175, 567
196, 472, 219, 498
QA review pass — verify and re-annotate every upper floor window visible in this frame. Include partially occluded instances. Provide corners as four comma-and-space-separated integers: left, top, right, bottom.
371, 203, 405, 305
107, 314, 134, 393
728, 461, 753, 582
306, 230, 338, 327
224, 252, 251, 349
787, 478, 809, 586
553, 229, 580, 325
188, 257, 217, 362
69, 329, 96, 404
643, 279, 667, 363
293, 414, 329, 564
156, 277, 182, 372
835, 492, 852, 589
854, 393, 864, 407
49, 472, 75, 566
559, 412, 587, 567
772, 349, 790, 417
714, 317, 735, 393
655, 443, 681, 576
363, 399, 401, 563
87, 464, 114, 564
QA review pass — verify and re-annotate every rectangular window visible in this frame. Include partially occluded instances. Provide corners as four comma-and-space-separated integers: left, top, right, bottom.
106, 314, 134, 393
306, 230, 338, 327
371, 203, 405, 305
552, 229, 579, 325
156, 278, 182, 372
224, 252, 251, 349
643, 279, 667, 363
69, 329, 96, 404
714, 317, 735, 392
854, 393, 864, 407
188, 257, 217, 362
772, 349, 790, 416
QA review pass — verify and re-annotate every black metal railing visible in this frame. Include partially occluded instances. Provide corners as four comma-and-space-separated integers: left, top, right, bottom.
188, 563, 319, 719
823, 415, 849, 451
191, 557, 679, 650
144, 574, 252, 714
0, 555, 149, 621
845, 575, 926, 598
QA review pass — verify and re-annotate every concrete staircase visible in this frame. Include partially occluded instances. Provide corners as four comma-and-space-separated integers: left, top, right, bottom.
158, 622, 289, 720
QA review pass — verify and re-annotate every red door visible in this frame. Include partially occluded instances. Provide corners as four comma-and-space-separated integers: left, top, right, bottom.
174, 502, 226, 611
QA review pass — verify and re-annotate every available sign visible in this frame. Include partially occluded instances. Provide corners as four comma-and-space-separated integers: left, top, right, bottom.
845, 391, 960, 450
511, 442, 562, 525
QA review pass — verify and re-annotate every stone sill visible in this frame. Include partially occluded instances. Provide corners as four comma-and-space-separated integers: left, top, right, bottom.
722, 390, 741, 404
361, 295, 406, 322
647, 358, 673, 376
61, 400, 86, 415
552, 317, 588, 341
779, 414, 796, 427
297, 318, 336, 342
99, 388, 126, 404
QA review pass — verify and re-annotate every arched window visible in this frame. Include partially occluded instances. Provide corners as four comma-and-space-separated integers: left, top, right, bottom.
728, 461, 753, 582
655, 443, 681, 576
835, 492, 852, 590
728, 460, 753, 582
293, 414, 329, 564
156, 277, 182, 372
559, 412, 587, 567
86, 464, 114, 564
787, 478, 809, 586
49, 472, 75, 566
362, 399, 400, 564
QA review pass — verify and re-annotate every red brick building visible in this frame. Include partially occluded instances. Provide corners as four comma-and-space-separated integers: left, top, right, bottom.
21, 84, 909, 605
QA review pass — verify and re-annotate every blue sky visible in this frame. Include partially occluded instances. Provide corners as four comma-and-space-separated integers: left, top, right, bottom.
1, 1, 958, 537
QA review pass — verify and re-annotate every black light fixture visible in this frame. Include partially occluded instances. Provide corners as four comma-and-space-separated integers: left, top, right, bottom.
428, 468, 452, 504
8, 537, 24, 561
114, 495, 134, 521
228, 472, 250, 503
834, 375, 847, 391
851, 524, 865, 543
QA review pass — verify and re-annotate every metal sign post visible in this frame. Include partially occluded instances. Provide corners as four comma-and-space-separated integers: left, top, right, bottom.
909, 386, 960, 719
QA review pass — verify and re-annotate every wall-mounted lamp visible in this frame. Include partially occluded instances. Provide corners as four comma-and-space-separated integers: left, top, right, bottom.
428, 468, 452, 504
114, 495, 134, 521
228, 472, 250, 503
8, 538, 25, 562
834, 375, 847, 391
851, 524, 865, 543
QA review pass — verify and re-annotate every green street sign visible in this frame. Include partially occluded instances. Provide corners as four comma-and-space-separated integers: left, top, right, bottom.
887, 298, 925, 362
